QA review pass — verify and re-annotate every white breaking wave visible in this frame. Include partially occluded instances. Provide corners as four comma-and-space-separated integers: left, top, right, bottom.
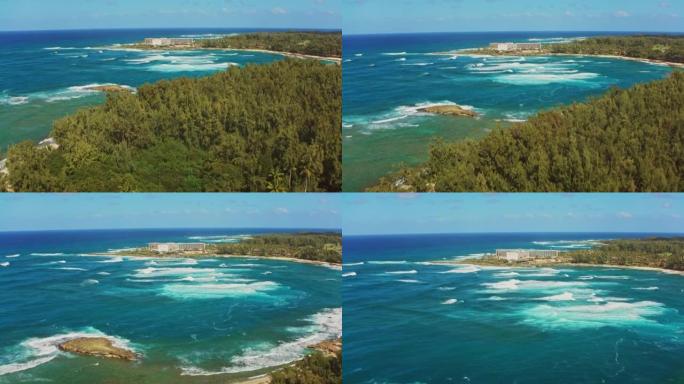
5, 254, 20, 258
55, 267, 87, 271
522, 300, 667, 330
633, 286, 659, 291
442, 265, 480, 274
0, 262, 9, 267
0, 328, 135, 376
442, 299, 458, 305
494, 72, 599, 85
181, 308, 341, 375
382, 52, 407, 56
483, 279, 587, 292
367, 260, 407, 265
147, 62, 236, 72
30, 253, 64, 256
161, 281, 279, 300
539, 292, 575, 301
397, 279, 421, 283
384, 270, 417, 275
343, 262, 364, 266
97, 256, 124, 263
343, 272, 357, 277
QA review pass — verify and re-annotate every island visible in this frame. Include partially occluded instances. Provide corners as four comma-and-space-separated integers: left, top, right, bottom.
96, 232, 342, 266
438, 237, 684, 275
58, 337, 138, 361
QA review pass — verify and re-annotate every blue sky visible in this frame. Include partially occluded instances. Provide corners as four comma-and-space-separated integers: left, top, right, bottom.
343, 194, 684, 235
344, 0, 684, 34
0, 0, 341, 31
0, 194, 340, 231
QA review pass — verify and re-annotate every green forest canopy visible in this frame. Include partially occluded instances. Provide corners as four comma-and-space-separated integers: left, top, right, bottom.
549, 35, 684, 64
565, 237, 684, 271
369, 71, 684, 192
198, 31, 342, 58
4, 59, 341, 192
213, 232, 342, 264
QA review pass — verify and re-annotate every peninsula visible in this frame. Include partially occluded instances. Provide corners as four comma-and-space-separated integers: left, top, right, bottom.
2, 58, 341, 193
445, 35, 684, 68
440, 237, 684, 275
123, 31, 342, 63
97, 232, 342, 265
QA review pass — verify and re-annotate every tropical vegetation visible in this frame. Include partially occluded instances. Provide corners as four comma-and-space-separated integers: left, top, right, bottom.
549, 35, 684, 64
213, 232, 342, 264
369, 71, 684, 192
271, 350, 342, 384
199, 31, 342, 58
4, 59, 341, 192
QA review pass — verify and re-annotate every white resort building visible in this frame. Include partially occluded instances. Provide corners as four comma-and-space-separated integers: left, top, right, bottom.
143, 38, 195, 47
488, 42, 543, 52
495, 249, 560, 262
148, 242, 206, 253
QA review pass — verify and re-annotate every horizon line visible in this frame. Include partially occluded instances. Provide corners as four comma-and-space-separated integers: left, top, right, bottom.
344, 231, 684, 237
0, 227, 342, 234
343, 30, 684, 36
0, 26, 342, 33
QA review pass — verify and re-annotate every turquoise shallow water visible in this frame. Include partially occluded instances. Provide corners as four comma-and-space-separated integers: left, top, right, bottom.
342, 32, 676, 191
0, 229, 341, 383
0, 29, 291, 152
343, 233, 684, 383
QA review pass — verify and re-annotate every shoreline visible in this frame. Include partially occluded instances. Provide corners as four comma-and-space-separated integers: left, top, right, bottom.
438, 259, 684, 276
87, 252, 341, 269
111, 44, 342, 64
432, 49, 684, 68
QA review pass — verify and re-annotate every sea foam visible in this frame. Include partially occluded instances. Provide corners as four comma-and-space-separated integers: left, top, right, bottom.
0, 328, 135, 376
181, 308, 341, 375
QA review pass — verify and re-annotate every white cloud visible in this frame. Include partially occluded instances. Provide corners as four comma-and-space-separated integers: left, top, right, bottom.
274, 207, 289, 214
617, 211, 633, 219
614, 10, 630, 18
271, 7, 288, 15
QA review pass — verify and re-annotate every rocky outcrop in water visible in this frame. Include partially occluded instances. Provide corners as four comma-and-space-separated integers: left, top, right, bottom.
417, 105, 478, 118
58, 337, 137, 361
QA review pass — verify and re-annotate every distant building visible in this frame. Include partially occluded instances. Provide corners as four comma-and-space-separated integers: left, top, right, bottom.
488, 42, 542, 52
495, 249, 559, 262
143, 38, 195, 47
148, 242, 206, 253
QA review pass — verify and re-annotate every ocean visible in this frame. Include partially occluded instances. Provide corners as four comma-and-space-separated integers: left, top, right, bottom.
0, 28, 301, 151
343, 233, 684, 383
342, 32, 676, 191
0, 228, 341, 383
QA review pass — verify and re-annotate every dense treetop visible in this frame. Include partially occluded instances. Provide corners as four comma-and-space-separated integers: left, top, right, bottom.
565, 237, 684, 271
199, 32, 342, 58
369, 71, 684, 192
4, 59, 341, 192
271, 349, 342, 384
549, 35, 684, 64
213, 232, 342, 264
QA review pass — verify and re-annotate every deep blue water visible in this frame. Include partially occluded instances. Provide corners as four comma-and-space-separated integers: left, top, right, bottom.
0, 28, 318, 150
343, 232, 684, 383
342, 32, 678, 190
0, 228, 341, 383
